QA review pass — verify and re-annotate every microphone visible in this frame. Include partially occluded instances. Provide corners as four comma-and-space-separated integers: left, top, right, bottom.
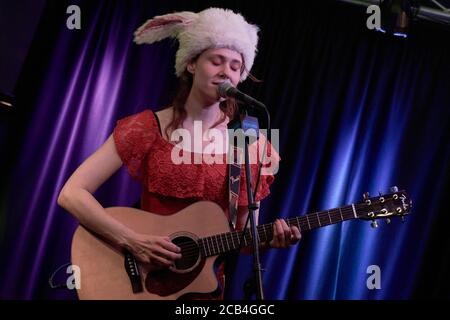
218, 81, 266, 109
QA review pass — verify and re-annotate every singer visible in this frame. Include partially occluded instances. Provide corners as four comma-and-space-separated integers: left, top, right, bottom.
57, 7, 300, 300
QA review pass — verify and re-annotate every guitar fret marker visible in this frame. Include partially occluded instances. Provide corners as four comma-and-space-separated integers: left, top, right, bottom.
352, 204, 357, 218
328, 210, 332, 224
306, 215, 311, 229
316, 212, 321, 227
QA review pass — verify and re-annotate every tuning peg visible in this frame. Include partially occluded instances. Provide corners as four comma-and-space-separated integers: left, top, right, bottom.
386, 218, 391, 224
390, 186, 399, 193
371, 220, 379, 228
363, 192, 371, 205
378, 191, 385, 203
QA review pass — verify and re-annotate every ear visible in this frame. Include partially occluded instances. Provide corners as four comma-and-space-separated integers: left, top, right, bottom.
186, 61, 196, 74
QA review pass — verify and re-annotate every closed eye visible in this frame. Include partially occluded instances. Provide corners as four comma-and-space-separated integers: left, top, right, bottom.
211, 58, 221, 66
210, 55, 242, 72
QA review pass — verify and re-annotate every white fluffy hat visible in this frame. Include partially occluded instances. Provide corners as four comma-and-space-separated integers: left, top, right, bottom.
133, 7, 259, 81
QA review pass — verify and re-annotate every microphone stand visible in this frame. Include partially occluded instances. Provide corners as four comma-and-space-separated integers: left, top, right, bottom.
237, 107, 265, 300
223, 85, 271, 300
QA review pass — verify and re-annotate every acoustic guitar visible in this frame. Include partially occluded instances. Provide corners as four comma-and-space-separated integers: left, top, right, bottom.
71, 187, 412, 299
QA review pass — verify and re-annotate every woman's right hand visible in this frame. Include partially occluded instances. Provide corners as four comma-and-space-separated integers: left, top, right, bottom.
123, 233, 182, 269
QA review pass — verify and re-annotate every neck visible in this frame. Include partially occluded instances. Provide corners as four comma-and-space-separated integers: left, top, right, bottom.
184, 90, 222, 127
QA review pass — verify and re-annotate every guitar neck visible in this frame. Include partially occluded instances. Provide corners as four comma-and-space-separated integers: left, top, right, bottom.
199, 203, 362, 257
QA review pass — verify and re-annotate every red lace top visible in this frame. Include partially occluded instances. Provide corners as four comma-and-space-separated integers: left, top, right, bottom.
112, 109, 280, 219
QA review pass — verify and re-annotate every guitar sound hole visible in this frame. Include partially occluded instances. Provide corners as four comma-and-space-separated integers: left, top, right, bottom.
172, 236, 199, 271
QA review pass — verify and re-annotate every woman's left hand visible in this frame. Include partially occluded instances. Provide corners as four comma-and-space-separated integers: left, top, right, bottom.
270, 219, 301, 248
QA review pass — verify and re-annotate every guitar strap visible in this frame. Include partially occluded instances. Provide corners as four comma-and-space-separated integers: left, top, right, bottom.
227, 117, 244, 231
227, 112, 259, 231
228, 143, 243, 231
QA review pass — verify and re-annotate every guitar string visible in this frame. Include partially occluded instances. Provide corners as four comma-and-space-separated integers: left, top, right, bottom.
178, 197, 407, 260
174, 198, 404, 259
176, 202, 377, 258
173, 203, 378, 259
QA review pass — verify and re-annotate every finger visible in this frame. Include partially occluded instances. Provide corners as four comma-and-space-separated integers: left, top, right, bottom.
276, 219, 291, 246
159, 237, 182, 254
290, 226, 301, 243
282, 220, 292, 241
270, 220, 278, 247
149, 253, 174, 267
155, 247, 183, 261
272, 219, 285, 247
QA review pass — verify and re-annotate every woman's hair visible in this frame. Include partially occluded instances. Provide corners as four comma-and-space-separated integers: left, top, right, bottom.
164, 56, 261, 140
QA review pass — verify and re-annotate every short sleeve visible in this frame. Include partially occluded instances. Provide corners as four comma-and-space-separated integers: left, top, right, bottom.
238, 135, 281, 206
113, 110, 157, 181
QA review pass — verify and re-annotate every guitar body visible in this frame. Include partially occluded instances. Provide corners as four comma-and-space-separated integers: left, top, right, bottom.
71, 201, 230, 300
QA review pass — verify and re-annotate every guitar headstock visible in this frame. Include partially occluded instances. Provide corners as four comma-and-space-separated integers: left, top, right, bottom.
356, 186, 412, 227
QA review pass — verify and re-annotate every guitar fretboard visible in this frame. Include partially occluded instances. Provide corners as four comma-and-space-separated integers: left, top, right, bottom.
198, 204, 364, 257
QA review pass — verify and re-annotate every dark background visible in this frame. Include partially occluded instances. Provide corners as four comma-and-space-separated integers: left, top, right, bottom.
0, 0, 449, 299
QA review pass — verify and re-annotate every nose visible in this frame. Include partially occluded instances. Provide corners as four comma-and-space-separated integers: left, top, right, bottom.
218, 64, 232, 80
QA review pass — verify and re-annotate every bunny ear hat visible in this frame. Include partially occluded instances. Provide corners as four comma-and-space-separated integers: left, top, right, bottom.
133, 8, 259, 81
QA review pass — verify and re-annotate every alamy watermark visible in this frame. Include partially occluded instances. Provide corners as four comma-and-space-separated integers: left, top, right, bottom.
66, 264, 81, 289
366, 264, 381, 290
169, 121, 280, 175
366, 5, 381, 30
66, 5, 81, 30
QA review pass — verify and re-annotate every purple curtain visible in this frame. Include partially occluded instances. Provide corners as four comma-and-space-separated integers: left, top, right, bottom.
0, 0, 179, 299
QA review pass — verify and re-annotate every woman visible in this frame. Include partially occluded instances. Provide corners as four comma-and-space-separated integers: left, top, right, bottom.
58, 7, 300, 299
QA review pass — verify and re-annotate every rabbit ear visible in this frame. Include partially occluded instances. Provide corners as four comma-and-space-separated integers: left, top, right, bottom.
134, 12, 198, 44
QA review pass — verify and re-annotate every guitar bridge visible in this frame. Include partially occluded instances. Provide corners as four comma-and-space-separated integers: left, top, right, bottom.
124, 251, 143, 293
